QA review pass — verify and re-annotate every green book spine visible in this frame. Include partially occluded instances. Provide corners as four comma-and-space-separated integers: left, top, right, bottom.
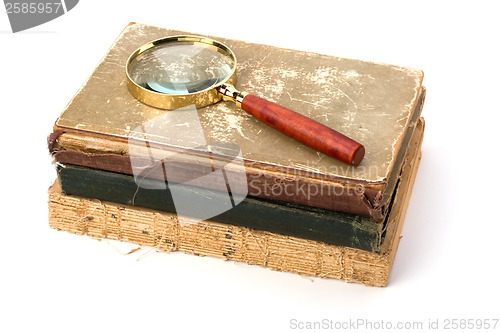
56, 164, 383, 252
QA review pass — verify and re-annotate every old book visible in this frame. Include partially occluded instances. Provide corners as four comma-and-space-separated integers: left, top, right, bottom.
50, 22, 425, 220
56, 163, 383, 252
48, 118, 424, 287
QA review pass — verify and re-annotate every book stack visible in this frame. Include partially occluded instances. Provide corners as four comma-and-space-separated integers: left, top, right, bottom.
47, 23, 425, 287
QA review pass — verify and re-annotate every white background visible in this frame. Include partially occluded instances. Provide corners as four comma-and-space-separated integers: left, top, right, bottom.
1, 1, 499, 332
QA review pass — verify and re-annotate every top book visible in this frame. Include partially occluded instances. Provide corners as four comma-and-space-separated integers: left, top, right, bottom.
51, 23, 425, 220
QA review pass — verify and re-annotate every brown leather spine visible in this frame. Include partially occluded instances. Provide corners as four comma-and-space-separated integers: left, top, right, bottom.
241, 94, 365, 166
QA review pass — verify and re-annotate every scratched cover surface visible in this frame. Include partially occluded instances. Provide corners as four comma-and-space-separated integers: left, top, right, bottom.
54, 23, 423, 184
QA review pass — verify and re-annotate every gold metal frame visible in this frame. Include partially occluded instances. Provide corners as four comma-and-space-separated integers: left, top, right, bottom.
125, 35, 238, 110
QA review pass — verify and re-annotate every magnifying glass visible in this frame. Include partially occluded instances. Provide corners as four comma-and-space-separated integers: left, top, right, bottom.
126, 36, 365, 166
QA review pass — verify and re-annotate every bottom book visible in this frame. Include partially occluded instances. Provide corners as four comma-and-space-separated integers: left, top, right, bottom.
48, 118, 424, 287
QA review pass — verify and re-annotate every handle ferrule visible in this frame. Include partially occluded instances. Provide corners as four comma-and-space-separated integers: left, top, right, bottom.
218, 84, 247, 109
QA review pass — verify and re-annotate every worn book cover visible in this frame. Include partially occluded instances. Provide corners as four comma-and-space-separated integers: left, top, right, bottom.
48, 118, 424, 287
56, 163, 383, 252
50, 23, 424, 220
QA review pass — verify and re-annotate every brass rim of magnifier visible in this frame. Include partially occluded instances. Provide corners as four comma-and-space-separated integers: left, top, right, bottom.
125, 35, 237, 110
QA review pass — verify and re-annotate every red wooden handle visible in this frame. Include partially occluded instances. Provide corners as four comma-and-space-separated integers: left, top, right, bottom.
241, 94, 365, 166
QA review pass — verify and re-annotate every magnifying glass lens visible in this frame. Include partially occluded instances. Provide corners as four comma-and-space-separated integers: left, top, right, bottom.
128, 42, 235, 95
